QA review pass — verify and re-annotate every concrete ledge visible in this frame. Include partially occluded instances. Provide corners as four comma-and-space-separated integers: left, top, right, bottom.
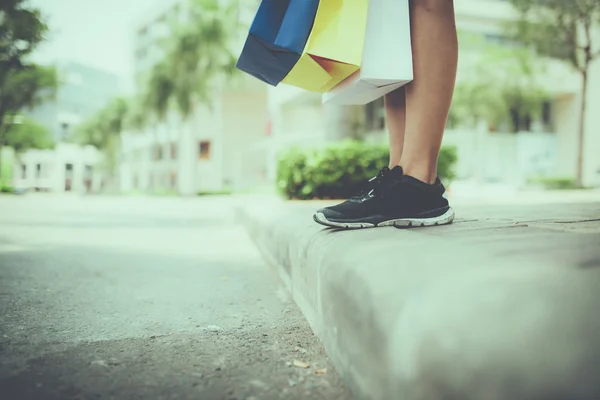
239, 200, 600, 400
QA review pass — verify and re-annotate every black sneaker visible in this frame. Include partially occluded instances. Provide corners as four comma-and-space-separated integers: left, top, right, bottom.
347, 166, 391, 200
313, 166, 454, 229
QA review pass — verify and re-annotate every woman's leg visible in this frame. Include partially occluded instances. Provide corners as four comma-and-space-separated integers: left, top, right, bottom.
399, 0, 458, 184
384, 87, 406, 169
313, 0, 458, 229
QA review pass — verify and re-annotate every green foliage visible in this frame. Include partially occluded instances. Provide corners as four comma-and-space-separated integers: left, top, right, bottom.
0, 185, 14, 194
0, 148, 14, 187
197, 189, 233, 196
449, 31, 551, 131
75, 97, 130, 179
75, 97, 129, 149
528, 177, 585, 190
102, 97, 129, 135
0, 0, 57, 138
0, 65, 58, 137
124, 96, 148, 131
144, 0, 241, 120
276, 141, 458, 200
4, 118, 54, 152
0, 0, 48, 79
145, 62, 175, 121
507, 0, 600, 71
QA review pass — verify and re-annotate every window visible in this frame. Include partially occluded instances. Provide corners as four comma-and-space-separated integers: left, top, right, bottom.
154, 145, 163, 161
61, 123, 70, 140
509, 108, 532, 133
199, 141, 211, 160
65, 164, 74, 192
170, 143, 177, 160
36, 164, 42, 178
21, 164, 26, 179
541, 101, 553, 132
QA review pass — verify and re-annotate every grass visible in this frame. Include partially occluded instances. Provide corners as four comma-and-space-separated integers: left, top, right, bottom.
527, 177, 588, 190
196, 189, 233, 196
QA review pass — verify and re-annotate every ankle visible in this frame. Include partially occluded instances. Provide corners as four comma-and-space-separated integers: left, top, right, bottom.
398, 164, 437, 185
388, 158, 402, 170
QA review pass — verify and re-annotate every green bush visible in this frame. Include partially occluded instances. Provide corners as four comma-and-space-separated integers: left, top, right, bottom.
277, 141, 458, 200
197, 189, 233, 196
528, 177, 584, 190
0, 186, 14, 194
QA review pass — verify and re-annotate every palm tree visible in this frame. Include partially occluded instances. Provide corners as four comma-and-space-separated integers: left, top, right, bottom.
139, 63, 176, 191
144, 0, 241, 194
76, 97, 127, 149
124, 96, 148, 133
75, 97, 129, 188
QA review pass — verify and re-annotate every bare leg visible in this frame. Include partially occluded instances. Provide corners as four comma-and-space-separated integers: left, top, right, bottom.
398, 0, 458, 184
384, 87, 406, 168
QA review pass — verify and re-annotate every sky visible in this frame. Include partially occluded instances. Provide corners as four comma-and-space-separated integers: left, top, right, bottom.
30, 0, 168, 93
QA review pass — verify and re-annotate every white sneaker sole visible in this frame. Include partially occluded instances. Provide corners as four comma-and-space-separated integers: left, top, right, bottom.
314, 207, 455, 229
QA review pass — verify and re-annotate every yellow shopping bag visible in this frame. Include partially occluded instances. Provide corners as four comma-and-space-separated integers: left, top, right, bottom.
281, 0, 369, 93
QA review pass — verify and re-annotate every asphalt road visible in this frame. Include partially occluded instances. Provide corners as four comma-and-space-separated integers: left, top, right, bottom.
0, 194, 353, 400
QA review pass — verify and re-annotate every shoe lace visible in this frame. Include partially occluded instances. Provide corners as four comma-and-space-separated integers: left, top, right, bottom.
350, 167, 390, 201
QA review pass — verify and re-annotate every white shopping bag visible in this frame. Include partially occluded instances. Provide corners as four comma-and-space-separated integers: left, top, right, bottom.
322, 0, 413, 105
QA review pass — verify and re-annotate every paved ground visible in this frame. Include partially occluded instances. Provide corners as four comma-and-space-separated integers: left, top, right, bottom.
0, 194, 354, 400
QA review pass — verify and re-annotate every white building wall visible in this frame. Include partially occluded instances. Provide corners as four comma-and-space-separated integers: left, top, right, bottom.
11, 144, 104, 193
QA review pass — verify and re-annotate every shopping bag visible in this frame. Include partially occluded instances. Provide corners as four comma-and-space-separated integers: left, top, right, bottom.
281, 0, 369, 93
235, 0, 320, 87
322, 0, 413, 105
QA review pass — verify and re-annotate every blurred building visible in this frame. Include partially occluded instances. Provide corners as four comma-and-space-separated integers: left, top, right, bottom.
12, 144, 105, 194
27, 61, 121, 142
119, 0, 268, 195
264, 0, 600, 188
11, 61, 120, 193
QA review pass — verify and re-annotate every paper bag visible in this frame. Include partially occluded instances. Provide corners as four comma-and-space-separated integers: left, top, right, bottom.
322, 0, 413, 105
236, 0, 320, 86
281, 0, 369, 93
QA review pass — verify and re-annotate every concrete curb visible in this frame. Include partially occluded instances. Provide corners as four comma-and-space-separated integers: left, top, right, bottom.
239, 201, 600, 400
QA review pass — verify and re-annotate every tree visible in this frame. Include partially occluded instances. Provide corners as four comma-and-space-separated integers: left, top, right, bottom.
141, 0, 241, 193
145, 61, 175, 123
508, 0, 600, 185
4, 117, 54, 153
75, 97, 130, 185
124, 96, 148, 132
449, 31, 550, 132
144, 0, 242, 119
0, 0, 58, 177
164, 0, 240, 117
0, 117, 53, 188
75, 97, 129, 149
0, 0, 48, 85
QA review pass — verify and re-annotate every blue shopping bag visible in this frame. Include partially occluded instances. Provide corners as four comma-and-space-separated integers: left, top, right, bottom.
236, 0, 320, 86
